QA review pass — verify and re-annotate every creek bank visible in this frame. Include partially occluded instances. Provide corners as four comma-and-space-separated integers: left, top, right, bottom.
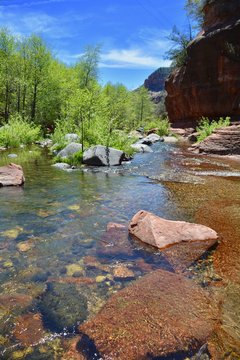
0, 163, 25, 187
191, 124, 240, 155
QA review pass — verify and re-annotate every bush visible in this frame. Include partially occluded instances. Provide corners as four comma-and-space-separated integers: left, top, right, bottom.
0, 114, 41, 148
196, 116, 231, 142
54, 150, 83, 166
51, 118, 79, 149
144, 118, 170, 136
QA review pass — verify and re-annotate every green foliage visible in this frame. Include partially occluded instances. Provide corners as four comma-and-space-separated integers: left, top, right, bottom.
143, 118, 170, 136
0, 114, 41, 148
196, 117, 231, 142
166, 26, 192, 68
185, 0, 204, 27
54, 150, 83, 166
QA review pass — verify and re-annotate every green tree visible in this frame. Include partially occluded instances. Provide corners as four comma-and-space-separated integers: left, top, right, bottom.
133, 87, 153, 128
76, 45, 101, 89
0, 28, 16, 121
28, 35, 51, 122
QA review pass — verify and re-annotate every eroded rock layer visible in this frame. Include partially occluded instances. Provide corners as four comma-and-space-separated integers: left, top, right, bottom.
165, 0, 240, 127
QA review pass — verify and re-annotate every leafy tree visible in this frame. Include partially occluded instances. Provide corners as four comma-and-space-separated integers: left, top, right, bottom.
76, 45, 101, 89
185, 0, 204, 27
28, 35, 51, 121
0, 28, 17, 121
132, 87, 153, 128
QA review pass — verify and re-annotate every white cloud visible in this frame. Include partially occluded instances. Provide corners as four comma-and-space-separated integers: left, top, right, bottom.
100, 48, 171, 69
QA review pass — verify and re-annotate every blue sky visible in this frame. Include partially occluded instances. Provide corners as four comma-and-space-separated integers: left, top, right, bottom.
0, 0, 187, 88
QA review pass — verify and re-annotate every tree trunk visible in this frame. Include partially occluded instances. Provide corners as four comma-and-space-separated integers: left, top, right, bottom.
31, 82, 38, 121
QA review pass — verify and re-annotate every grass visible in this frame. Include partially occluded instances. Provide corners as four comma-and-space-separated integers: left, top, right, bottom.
53, 150, 83, 166
196, 116, 231, 142
0, 114, 41, 148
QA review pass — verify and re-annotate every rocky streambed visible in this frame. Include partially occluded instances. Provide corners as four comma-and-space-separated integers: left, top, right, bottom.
0, 143, 240, 359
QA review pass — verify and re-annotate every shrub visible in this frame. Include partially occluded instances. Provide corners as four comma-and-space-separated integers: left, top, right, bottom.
196, 116, 231, 142
0, 114, 41, 148
144, 118, 170, 136
54, 150, 83, 166
51, 118, 79, 150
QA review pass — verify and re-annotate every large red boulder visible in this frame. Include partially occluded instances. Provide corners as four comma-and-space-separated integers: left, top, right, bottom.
80, 269, 218, 360
0, 163, 25, 186
129, 210, 218, 250
165, 0, 240, 127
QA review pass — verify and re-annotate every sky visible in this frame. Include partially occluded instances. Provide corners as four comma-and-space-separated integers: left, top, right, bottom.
0, 0, 188, 89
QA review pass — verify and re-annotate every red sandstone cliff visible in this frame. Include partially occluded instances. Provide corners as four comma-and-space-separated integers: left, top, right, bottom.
165, 0, 240, 128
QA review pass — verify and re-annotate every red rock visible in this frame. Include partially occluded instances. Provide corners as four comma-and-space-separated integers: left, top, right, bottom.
48, 277, 95, 285
165, 0, 240, 127
80, 269, 218, 360
98, 223, 133, 257
162, 239, 217, 272
129, 210, 218, 250
106, 222, 127, 231
12, 313, 45, 346
113, 265, 135, 279
135, 258, 153, 272
62, 337, 85, 360
0, 294, 33, 309
0, 163, 25, 187
191, 125, 240, 155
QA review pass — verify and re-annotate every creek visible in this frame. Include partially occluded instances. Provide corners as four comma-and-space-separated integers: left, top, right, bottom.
0, 142, 240, 358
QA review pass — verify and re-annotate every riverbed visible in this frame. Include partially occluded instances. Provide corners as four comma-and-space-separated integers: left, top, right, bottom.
0, 142, 240, 358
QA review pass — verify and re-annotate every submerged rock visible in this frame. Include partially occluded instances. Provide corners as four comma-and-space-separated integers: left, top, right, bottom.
58, 142, 82, 159
52, 163, 71, 170
12, 313, 45, 346
83, 145, 125, 166
80, 269, 218, 359
38, 282, 87, 332
113, 265, 135, 279
98, 223, 133, 257
0, 163, 25, 187
129, 210, 218, 250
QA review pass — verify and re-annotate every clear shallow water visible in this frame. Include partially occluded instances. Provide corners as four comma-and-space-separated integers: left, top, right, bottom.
0, 143, 192, 358
0, 143, 239, 358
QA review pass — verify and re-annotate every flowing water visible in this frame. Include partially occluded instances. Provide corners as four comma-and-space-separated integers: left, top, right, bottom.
0, 142, 240, 359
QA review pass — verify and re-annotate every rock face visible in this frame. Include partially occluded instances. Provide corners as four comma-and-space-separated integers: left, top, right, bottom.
80, 269, 218, 360
83, 145, 125, 166
57, 142, 82, 159
129, 210, 218, 250
0, 163, 25, 187
144, 67, 170, 92
191, 124, 240, 154
165, 0, 240, 127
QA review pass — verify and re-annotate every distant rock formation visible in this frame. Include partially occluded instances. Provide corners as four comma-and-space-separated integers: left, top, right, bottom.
144, 67, 170, 92
165, 0, 240, 128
